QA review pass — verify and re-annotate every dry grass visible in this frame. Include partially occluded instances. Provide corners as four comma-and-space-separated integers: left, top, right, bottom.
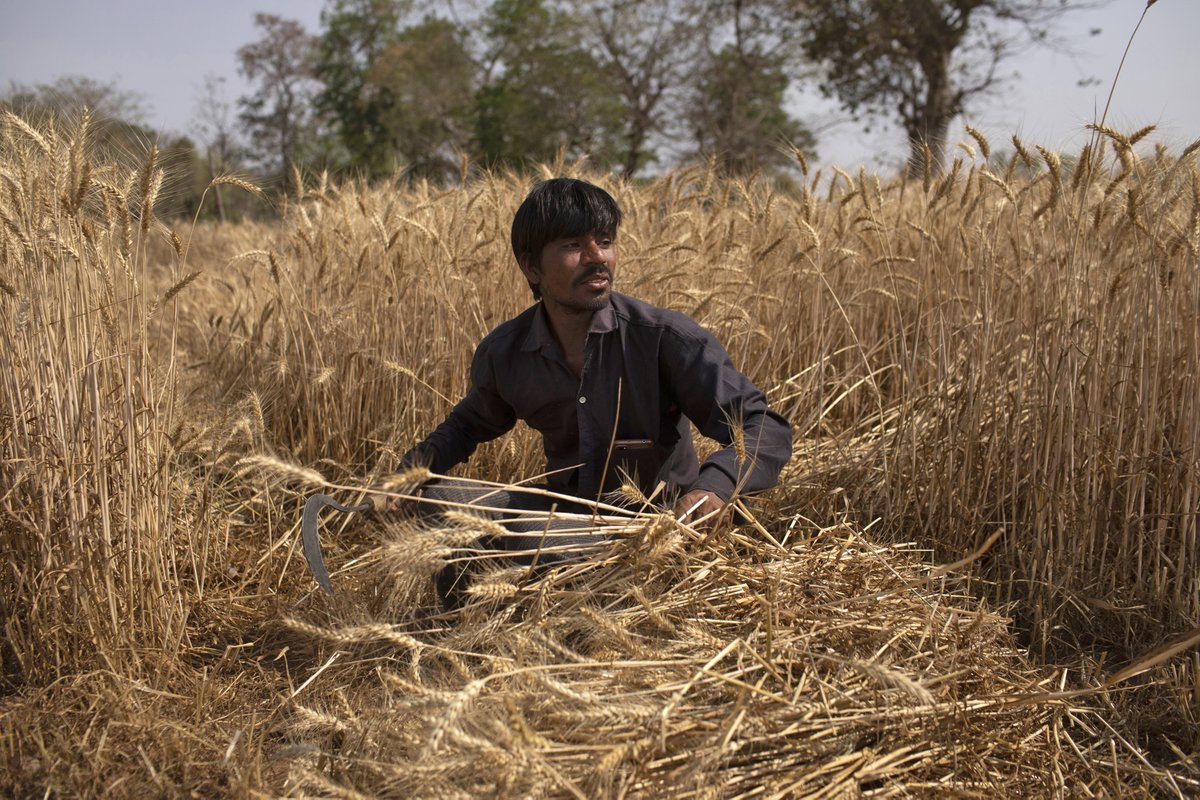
2, 111, 1199, 796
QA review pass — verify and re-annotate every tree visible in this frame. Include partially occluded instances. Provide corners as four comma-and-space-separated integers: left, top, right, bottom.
1, 75, 154, 156
366, 16, 476, 180
153, 134, 209, 220
797, 0, 1087, 175
193, 75, 243, 221
690, 46, 816, 177
1, 76, 207, 219
687, 0, 816, 177
2, 75, 151, 125
237, 13, 319, 181
473, 0, 627, 170
313, 0, 409, 177
576, 0, 706, 176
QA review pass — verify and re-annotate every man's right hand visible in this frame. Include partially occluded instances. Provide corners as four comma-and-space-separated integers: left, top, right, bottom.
368, 467, 431, 515
674, 489, 727, 531
369, 485, 405, 514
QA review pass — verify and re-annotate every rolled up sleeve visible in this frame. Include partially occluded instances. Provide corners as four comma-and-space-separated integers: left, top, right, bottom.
660, 323, 792, 501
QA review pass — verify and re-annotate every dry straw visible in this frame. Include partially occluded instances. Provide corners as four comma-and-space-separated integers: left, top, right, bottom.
272, 516, 1176, 797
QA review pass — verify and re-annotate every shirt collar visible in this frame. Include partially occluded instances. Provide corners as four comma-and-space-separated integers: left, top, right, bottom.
521, 298, 618, 352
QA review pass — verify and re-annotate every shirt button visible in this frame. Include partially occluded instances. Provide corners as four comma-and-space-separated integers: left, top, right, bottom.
579, 396, 587, 404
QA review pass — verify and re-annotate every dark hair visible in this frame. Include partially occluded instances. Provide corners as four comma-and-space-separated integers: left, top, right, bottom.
511, 178, 622, 299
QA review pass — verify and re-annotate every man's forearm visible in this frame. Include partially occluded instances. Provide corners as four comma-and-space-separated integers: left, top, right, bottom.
398, 415, 479, 474
693, 407, 793, 500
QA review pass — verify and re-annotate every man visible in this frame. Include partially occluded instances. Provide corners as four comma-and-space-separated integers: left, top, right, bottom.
379, 178, 791, 595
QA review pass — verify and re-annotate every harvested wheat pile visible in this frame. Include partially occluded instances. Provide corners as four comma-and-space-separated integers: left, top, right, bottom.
268, 500, 1170, 797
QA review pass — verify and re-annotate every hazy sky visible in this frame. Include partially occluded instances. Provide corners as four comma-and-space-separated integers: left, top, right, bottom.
0, 1, 1194, 172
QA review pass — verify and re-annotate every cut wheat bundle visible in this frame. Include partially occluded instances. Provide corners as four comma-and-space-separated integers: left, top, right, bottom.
272, 517, 1179, 797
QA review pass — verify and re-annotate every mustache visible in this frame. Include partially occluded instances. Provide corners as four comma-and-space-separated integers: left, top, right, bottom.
574, 266, 612, 286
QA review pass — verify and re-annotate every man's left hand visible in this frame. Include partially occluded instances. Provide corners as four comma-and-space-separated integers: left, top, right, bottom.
674, 489, 726, 530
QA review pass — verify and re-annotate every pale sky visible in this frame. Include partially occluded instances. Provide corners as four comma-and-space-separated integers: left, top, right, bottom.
0, 1, 1195, 172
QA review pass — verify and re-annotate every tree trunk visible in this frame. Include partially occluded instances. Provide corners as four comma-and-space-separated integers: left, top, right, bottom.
621, 112, 649, 177
906, 51, 955, 178
207, 150, 226, 224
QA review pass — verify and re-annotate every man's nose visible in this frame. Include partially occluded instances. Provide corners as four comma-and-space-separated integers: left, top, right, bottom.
582, 237, 604, 261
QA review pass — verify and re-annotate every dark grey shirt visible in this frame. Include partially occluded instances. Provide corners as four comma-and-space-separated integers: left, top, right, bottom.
403, 292, 792, 504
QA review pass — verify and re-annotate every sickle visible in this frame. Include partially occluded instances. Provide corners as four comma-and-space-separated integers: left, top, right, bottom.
300, 493, 373, 595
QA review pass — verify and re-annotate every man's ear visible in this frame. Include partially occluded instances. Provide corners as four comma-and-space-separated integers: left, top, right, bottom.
518, 252, 541, 287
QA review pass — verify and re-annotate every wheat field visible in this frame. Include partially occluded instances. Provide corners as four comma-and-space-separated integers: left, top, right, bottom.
2, 111, 1198, 796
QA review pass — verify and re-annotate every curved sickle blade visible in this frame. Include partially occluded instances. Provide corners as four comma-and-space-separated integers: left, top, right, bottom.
300, 494, 373, 595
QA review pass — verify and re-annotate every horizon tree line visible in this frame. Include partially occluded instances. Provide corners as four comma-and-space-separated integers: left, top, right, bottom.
2, 0, 1098, 218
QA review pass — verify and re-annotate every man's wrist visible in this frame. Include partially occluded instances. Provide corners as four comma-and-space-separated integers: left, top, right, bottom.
690, 469, 734, 504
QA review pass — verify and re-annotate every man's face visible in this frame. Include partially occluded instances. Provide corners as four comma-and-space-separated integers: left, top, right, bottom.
522, 232, 617, 315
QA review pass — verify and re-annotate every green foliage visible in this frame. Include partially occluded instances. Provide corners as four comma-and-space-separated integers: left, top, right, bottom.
473, 0, 627, 169
221, 0, 825, 181
2, 74, 150, 125
367, 16, 476, 180
154, 135, 210, 220
689, 43, 816, 177
313, 0, 410, 178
